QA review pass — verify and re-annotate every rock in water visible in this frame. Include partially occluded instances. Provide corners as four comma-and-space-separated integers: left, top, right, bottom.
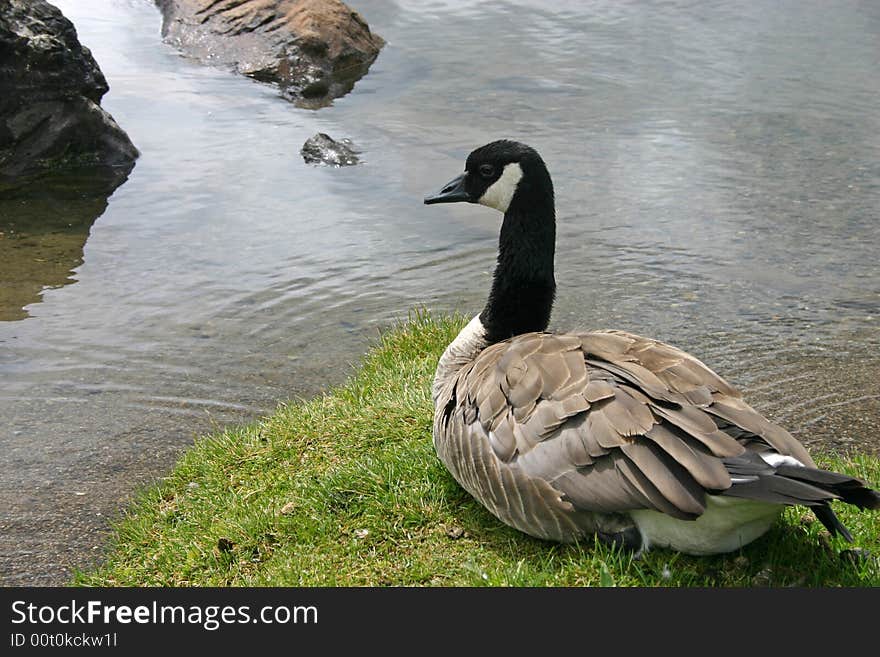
0, 0, 139, 192
156, 0, 385, 109
301, 133, 359, 166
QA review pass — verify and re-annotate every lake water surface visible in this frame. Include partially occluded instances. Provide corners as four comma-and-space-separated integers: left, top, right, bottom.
2, 0, 879, 584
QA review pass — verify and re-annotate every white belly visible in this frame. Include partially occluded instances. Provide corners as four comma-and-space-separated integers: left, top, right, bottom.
630, 496, 783, 555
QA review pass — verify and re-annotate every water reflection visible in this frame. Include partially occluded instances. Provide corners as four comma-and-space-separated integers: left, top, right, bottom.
0, 169, 133, 321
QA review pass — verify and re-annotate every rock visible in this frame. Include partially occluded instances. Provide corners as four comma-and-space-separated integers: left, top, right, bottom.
750, 566, 773, 586
444, 526, 465, 540
156, 0, 385, 108
732, 555, 749, 569
0, 0, 139, 192
301, 132, 359, 166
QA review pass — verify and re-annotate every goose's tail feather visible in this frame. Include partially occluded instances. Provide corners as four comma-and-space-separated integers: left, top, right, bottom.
720, 451, 880, 542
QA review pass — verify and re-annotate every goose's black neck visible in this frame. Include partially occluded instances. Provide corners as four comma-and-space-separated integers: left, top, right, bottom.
479, 186, 556, 344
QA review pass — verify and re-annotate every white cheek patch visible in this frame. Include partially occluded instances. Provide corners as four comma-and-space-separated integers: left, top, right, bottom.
478, 162, 523, 213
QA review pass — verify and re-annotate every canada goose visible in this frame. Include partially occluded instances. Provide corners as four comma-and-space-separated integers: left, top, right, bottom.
423, 139, 880, 555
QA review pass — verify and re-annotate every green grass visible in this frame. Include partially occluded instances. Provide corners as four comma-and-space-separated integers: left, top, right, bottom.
75, 311, 880, 587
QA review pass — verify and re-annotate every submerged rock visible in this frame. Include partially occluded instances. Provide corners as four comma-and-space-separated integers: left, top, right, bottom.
156, 0, 385, 109
0, 0, 139, 192
301, 133, 359, 166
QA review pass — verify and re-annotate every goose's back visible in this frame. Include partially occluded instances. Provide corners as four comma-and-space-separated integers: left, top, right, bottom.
433, 329, 815, 541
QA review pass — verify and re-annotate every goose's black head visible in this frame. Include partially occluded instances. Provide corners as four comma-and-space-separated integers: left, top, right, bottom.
424, 140, 557, 344
424, 140, 553, 214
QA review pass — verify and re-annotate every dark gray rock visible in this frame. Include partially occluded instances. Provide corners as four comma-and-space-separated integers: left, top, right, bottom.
301, 133, 359, 166
0, 0, 139, 193
155, 0, 385, 109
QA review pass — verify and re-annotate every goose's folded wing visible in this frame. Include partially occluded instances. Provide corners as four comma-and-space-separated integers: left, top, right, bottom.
449, 330, 816, 519
580, 330, 816, 467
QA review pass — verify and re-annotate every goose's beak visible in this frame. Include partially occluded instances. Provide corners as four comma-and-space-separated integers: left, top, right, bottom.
424, 172, 470, 204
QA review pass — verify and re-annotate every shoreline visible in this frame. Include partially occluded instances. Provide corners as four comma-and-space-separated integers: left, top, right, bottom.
72, 312, 880, 587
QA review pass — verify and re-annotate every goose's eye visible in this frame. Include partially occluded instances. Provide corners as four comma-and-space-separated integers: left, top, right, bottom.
478, 164, 495, 178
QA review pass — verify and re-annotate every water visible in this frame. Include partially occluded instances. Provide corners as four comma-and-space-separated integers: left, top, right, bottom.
1, 0, 879, 584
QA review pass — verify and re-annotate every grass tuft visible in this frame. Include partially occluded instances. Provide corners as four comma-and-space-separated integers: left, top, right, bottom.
75, 311, 880, 586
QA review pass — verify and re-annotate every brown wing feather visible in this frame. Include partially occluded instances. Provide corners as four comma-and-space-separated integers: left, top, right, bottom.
619, 441, 707, 516
442, 328, 818, 527
645, 424, 732, 490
